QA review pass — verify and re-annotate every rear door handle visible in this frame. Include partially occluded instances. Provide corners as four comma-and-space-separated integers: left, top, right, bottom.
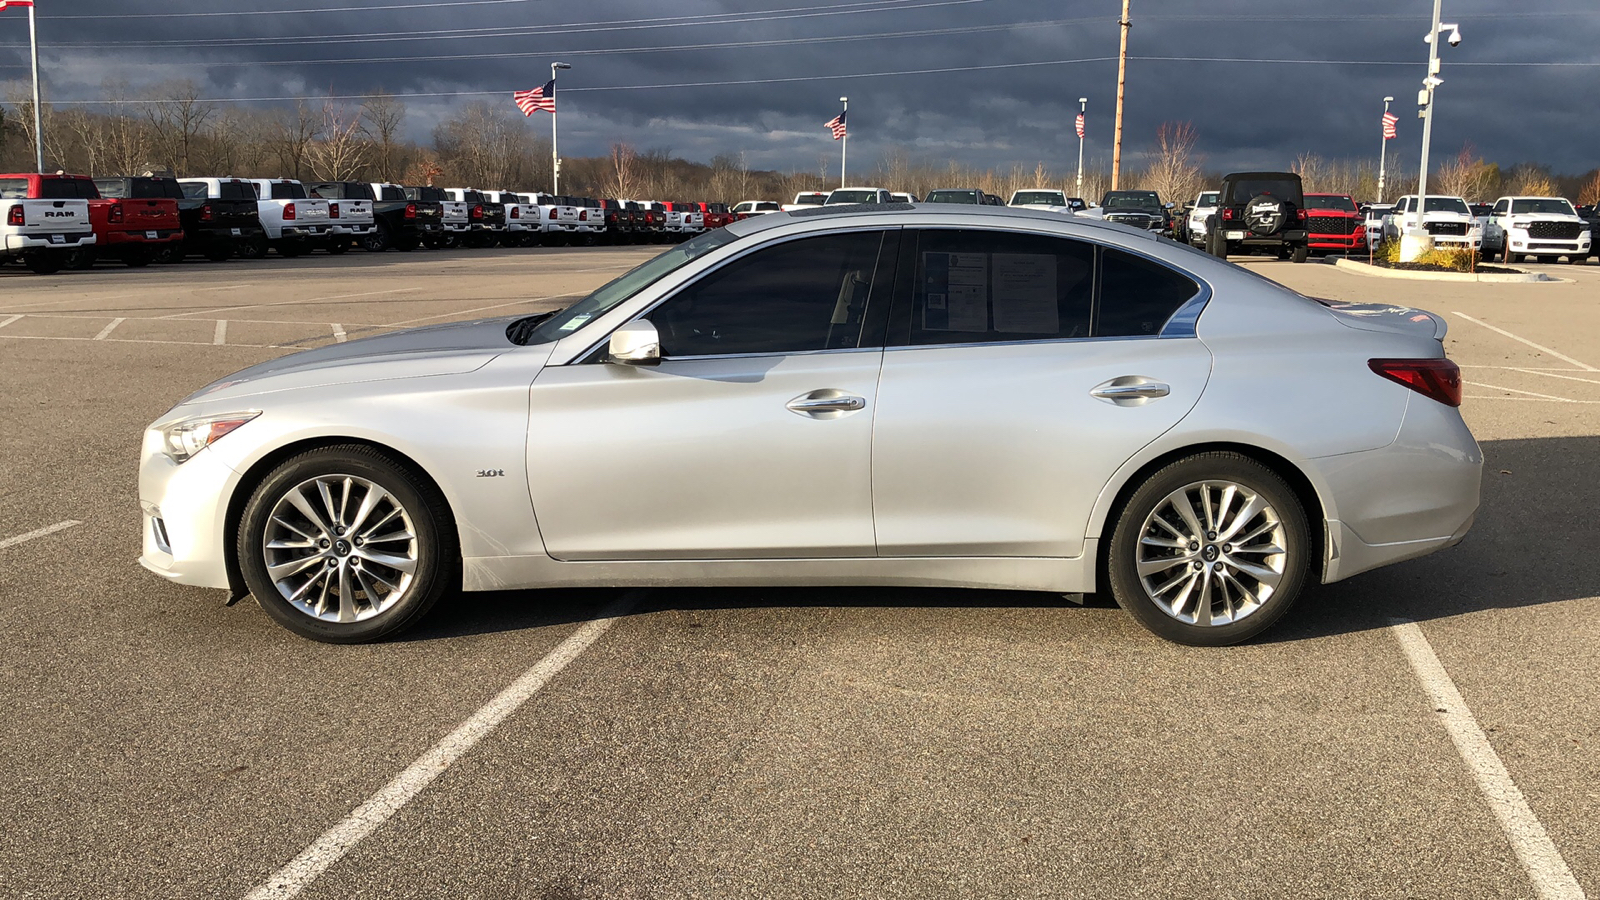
786, 390, 867, 417
1090, 377, 1171, 405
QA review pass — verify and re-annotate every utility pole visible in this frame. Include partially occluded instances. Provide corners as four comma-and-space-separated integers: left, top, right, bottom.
1111, 0, 1130, 190
25, 0, 42, 172
1076, 97, 1087, 199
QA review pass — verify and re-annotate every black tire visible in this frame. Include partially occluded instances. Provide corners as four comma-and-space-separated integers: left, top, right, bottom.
275, 241, 306, 258
1107, 452, 1311, 646
237, 445, 459, 644
394, 232, 419, 252
1208, 231, 1228, 258
237, 235, 269, 259
325, 239, 349, 255
1244, 197, 1288, 235
1501, 239, 1516, 264
1291, 244, 1309, 264
154, 244, 185, 264
23, 251, 65, 275
362, 221, 391, 252
66, 248, 96, 270
204, 241, 234, 262
123, 249, 154, 268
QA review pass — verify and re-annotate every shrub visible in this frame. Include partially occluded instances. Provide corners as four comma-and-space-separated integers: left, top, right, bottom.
1375, 239, 1401, 264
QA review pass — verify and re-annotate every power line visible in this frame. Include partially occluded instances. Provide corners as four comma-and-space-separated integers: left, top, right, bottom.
43, 0, 548, 18
16, 0, 1000, 49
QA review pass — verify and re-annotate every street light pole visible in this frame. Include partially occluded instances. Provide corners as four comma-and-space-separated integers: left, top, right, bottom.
839, 96, 848, 188
1111, 0, 1130, 190
1401, 0, 1459, 261
1377, 95, 1393, 204
25, 2, 42, 172
1076, 97, 1087, 199
551, 61, 571, 195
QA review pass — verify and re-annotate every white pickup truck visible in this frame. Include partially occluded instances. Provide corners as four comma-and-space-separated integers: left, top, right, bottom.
567, 195, 606, 244
482, 190, 539, 247
0, 176, 96, 274
780, 191, 828, 212
519, 192, 581, 244
245, 178, 330, 257
306, 181, 375, 254
1484, 196, 1592, 263
1382, 194, 1482, 254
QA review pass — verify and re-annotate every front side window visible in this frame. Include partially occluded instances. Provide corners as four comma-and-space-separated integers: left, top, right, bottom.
1098, 248, 1201, 337
651, 231, 890, 357
900, 229, 1093, 346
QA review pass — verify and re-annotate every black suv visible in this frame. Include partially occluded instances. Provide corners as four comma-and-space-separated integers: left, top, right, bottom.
1207, 172, 1309, 262
1098, 190, 1171, 235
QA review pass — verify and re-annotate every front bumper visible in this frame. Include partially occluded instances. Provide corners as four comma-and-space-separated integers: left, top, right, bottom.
138, 429, 241, 590
1506, 231, 1590, 256
1309, 229, 1365, 251
3, 231, 96, 251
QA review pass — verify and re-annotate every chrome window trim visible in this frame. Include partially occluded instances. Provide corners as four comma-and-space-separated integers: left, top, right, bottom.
884, 333, 1200, 354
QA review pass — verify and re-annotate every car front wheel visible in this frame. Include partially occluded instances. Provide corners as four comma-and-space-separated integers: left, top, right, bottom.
1108, 452, 1311, 646
238, 446, 458, 643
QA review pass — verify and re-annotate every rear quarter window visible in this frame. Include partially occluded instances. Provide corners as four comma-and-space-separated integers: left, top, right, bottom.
1097, 248, 1201, 337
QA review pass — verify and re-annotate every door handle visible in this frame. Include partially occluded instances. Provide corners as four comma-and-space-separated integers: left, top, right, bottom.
1090, 377, 1171, 406
786, 390, 866, 418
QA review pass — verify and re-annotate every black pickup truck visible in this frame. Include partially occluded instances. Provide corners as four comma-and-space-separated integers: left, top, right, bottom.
401, 186, 452, 249
94, 176, 260, 262
597, 199, 639, 243
458, 189, 506, 248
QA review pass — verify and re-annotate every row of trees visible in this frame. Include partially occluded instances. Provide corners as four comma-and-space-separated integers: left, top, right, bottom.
3, 81, 1597, 206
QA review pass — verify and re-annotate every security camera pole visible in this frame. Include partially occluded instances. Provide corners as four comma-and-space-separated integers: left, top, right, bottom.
1404, 0, 1461, 261
1111, 0, 1130, 189
1377, 95, 1394, 204
551, 61, 571, 195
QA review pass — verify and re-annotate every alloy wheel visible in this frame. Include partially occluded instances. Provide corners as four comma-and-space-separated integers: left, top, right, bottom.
262, 474, 418, 623
1134, 480, 1287, 627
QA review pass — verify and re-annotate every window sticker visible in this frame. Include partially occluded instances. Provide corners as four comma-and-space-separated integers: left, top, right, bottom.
921, 252, 989, 332
991, 253, 1058, 333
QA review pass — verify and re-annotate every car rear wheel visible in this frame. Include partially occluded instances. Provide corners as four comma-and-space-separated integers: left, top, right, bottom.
1501, 241, 1518, 264
1291, 245, 1309, 264
362, 221, 391, 252
23, 250, 65, 274
238, 445, 458, 643
1108, 452, 1311, 646
237, 235, 268, 259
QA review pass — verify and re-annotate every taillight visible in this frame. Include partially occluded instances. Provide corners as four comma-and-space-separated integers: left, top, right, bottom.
329, 203, 340, 219
1222, 208, 1234, 221
283, 202, 296, 221
199, 205, 213, 222
6, 204, 22, 226
510, 206, 519, 219
548, 208, 557, 220
109, 205, 124, 223
1296, 208, 1307, 222
471, 204, 483, 220
579, 209, 587, 221
404, 202, 416, 219
1369, 358, 1462, 408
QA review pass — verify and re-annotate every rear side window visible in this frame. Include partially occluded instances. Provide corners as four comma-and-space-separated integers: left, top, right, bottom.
379, 186, 404, 202
217, 182, 253, 200
131, 180, 171, 199
95, 179, 129, 198
269, 182, 306, 200
348, 183, 375, 200
900, 229, 1094, 346
652, 231, 890, 357
0, 178, 27, 199
39, 178, 96, 199
1097, 248, 1201, 337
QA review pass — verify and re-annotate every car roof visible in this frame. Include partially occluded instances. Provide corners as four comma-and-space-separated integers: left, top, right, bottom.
725, 201, 1163, 241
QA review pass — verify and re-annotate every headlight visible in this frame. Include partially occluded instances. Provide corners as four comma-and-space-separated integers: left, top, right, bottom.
161, 411, 261, 464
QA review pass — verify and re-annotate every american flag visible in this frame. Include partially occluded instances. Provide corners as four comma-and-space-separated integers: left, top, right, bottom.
0, 1, 36, 9
825, 111, 847, 140
1382, 111, 1398, 140
1075, 112, 1085, 139
514, 80, 556, 116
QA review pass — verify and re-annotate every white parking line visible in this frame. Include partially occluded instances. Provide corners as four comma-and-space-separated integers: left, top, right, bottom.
0, 520, 82, 550
331, 324, 346, 343
242, 591, 642, 900
214, 320, 228, 345
92, 318, 126, 340
1389, 621, 1585, 900
1454, 312, 1598, 372
384, 292, 582, 327
1463, 380, 1584, 403
165, 287, 421, 320
0, 314, 21, 329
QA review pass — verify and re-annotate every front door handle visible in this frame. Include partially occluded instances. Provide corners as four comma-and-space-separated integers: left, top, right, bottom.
786, 390, 867, 418
1090, 377, 1171, 406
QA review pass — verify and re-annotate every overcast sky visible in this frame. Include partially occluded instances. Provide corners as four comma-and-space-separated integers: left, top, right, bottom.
3, 0, 1597, 175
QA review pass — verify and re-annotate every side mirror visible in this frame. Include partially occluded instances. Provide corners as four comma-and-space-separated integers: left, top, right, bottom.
608, 319, 661, 366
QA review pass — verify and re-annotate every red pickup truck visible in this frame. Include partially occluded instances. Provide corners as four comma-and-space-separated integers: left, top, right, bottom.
0, 173, 182, 267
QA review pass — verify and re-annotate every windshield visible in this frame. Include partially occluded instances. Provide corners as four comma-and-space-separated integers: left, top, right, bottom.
1420, 197, 1471, 215
826, 190, 880, 204
925, 190, 980, 204
1011, 190, 1066, 206
1305, 195, 1358, 212
1195, 192, 1219, 208
1510, 198, 1575, 216
518, 229, 741, 345
1101, 191, 1161, 210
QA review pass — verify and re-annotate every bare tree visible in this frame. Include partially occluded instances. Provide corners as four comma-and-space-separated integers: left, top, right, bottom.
1578, 170, 1600, 207
604, 142, 638, 198
306, 100, 369, 181
1434, 143, 1499, 200
140, 80, 215, 175
1138, 121, 1203, 203
266, 101, 320, 179
1505, 163, 1556, 197
433, 101, 541, 187
361, 92, 406, 182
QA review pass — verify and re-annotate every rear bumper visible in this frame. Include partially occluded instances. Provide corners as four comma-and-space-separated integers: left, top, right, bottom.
4, 231, 96, 251
102, 228, 183, 246
1220, 228, 1308, 245
277, 225, 329, 238
328, 223, 376, 236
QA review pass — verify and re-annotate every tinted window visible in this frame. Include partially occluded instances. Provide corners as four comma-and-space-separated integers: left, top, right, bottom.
40, 178, 95, 199
379, 186, 405, 202
269, 182, 307, 200
1225, 180, 1301, 204
652, 231, 888, 357
133, 179, 178, 199
902, 230, 1093, 346
181, 182, 209, 199
1012, 191, 1066, 206
216, 182, 252, 200
925, 190, 981, 204
1097, 247, 1200, 337
1305, 195, 1358, 212
1102, 191, 1162, 210
1510, 198, 1574, 215
94, 179, 129, 198
0, 178, 27, 199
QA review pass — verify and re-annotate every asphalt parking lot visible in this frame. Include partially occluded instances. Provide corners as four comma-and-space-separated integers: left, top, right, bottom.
1, 247, 1596, 899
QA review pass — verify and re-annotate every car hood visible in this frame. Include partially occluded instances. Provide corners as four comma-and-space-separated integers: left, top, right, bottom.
182, 316, 519, 403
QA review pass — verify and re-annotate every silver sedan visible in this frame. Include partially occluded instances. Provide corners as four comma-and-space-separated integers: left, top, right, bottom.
138, 205, 1481, 645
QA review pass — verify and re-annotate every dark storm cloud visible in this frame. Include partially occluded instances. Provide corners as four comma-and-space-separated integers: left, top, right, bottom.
4, 0, 1598, 174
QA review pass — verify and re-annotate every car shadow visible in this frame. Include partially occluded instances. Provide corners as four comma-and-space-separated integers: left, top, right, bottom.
401, 435, 1599, 645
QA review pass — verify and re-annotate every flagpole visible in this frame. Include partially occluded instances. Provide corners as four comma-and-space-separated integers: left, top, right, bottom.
839, 96, 848, 188
550, 61, 571, 195
1075, 97, 1086, 199
1376, 96, 1392, 204
28, 0, 42, 173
